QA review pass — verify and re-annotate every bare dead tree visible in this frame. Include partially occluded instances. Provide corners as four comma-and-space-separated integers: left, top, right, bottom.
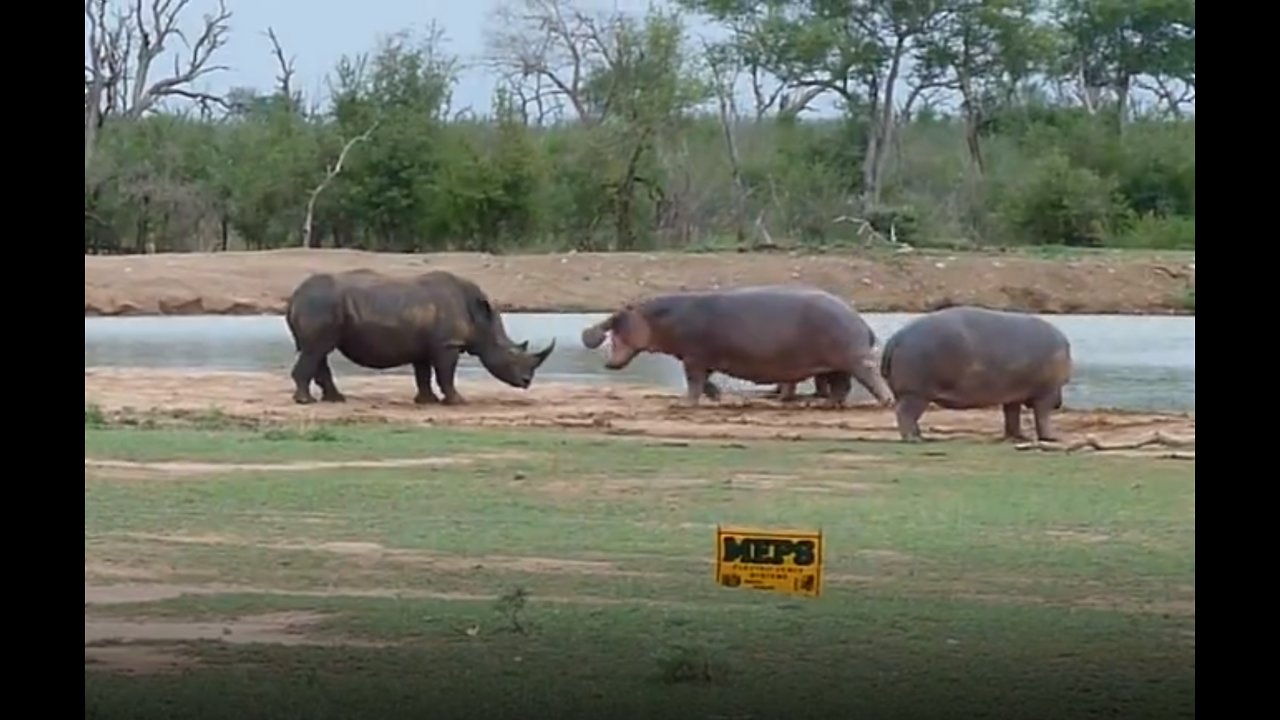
484, 0, 621, 125
264, 26, 297, 111
1135, 75, 1194, 119
84, 0, 233, 175
302, 122, 379, 249
702, 39, 748, 246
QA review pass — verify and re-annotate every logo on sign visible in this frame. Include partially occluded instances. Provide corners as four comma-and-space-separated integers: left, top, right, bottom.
714, 525, 824, 598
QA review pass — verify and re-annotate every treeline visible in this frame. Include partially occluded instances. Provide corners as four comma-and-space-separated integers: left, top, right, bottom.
84, 0, 1195, 254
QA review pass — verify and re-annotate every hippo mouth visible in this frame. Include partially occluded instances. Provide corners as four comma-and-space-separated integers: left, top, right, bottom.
602, 334, 638, 370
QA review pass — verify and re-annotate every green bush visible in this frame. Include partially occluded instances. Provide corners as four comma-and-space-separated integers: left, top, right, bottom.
996, 151, 1133, 247
1114, 213, 1195, 250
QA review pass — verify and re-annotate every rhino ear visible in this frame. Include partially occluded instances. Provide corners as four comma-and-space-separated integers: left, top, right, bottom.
472, 297, 495, 322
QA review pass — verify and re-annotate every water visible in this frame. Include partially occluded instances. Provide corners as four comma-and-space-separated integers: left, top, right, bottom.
84, 313, 1195, 412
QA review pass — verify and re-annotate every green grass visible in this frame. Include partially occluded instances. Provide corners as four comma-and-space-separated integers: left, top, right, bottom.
84, 422, 1195, 720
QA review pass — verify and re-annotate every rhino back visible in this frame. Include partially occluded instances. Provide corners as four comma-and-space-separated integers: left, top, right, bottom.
341, 273, 471, 339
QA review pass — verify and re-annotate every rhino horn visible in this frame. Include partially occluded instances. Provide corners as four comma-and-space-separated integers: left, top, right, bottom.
530, 338, 556, 369
516, 340, 530, 352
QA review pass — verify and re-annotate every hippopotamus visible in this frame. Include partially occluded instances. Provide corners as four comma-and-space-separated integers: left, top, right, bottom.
284, 269, 555, 405
878, 306, 1072, 442
580, 285, 894, 408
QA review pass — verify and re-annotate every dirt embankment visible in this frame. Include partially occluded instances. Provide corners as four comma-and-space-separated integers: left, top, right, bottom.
84, 248, 1196, 316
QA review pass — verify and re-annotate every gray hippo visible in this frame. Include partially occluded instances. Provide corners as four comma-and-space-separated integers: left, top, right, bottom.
879, 306, 1072, 442
580, 285, 894, 408
284, 269, 554, 405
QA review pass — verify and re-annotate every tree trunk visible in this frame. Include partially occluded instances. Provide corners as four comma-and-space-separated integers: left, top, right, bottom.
863, 36, 907, 209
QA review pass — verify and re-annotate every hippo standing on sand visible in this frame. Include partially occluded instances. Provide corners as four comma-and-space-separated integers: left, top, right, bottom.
879, 306, 1073, 442
580, 286, 894, 408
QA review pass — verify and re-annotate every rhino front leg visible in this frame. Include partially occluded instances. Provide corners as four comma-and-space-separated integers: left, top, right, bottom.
433, 347, 467, 406
413, 362, 439, 405
315, 357, 346, 402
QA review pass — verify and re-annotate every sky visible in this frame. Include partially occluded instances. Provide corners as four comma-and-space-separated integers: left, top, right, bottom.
87, 0, 1190, 121
87, 0, 852, 119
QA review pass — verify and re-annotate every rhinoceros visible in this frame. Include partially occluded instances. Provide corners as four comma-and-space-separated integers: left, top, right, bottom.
284, 269, 554, 405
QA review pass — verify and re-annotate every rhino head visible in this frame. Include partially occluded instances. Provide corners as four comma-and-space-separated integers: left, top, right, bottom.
468, 299, 556, 389
478, 337, 556, 389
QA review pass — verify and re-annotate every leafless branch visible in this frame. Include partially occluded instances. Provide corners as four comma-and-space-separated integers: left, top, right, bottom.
302, 122, 380, 248
85, 0, 233, 177
265, 26, 296, 109
484, 0, 621, 124
1134, 75, 1194, 118
126, 0, 233, 118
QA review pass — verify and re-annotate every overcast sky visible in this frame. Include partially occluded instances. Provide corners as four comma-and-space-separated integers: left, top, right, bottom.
90, 0, 856, 118
89, 0, 1190, 121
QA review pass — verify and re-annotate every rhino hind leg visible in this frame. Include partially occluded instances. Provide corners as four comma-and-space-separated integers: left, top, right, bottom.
1002, 402, 1030, 442
290, 350, 333, 404
413, 362, 439, 405
432, 347, 467, 406
313, 357, 346, 402
701, 379, 722, 401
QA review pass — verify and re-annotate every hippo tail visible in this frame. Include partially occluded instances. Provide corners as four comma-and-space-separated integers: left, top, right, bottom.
878, 330, 899, 380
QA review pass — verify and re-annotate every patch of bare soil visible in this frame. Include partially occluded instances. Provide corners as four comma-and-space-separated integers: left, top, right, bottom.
84, 248, 1196, 316
86, 368, 1196, 458
85, 610, 387, 674
102, 531, 664, 578
85, 453, 525, 476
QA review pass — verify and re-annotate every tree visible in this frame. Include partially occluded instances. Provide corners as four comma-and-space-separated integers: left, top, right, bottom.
84, 0, 233, 176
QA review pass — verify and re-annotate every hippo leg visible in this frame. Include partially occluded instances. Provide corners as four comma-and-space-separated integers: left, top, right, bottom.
677, 362, 711, 407
433, 347, 467, 406
1002, 402, 1030, 441
413, 362, 440, 405
776, 383, 799, 402
850, 359, 896, 407
820, 373, 852, 409
1031, 392, 1062, 442
894, 394, 930, 442
314, 357, 346, 403
290, 351, 324, 404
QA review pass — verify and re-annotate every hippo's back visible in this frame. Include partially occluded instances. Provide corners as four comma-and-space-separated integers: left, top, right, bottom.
882, 306, 1071, 404
710, 285, 865, 331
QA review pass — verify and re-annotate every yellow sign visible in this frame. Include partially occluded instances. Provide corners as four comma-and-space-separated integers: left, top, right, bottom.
714, 525, 824, 598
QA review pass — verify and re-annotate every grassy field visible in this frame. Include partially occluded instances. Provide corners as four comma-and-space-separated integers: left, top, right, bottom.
84, 420, 1195, 720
